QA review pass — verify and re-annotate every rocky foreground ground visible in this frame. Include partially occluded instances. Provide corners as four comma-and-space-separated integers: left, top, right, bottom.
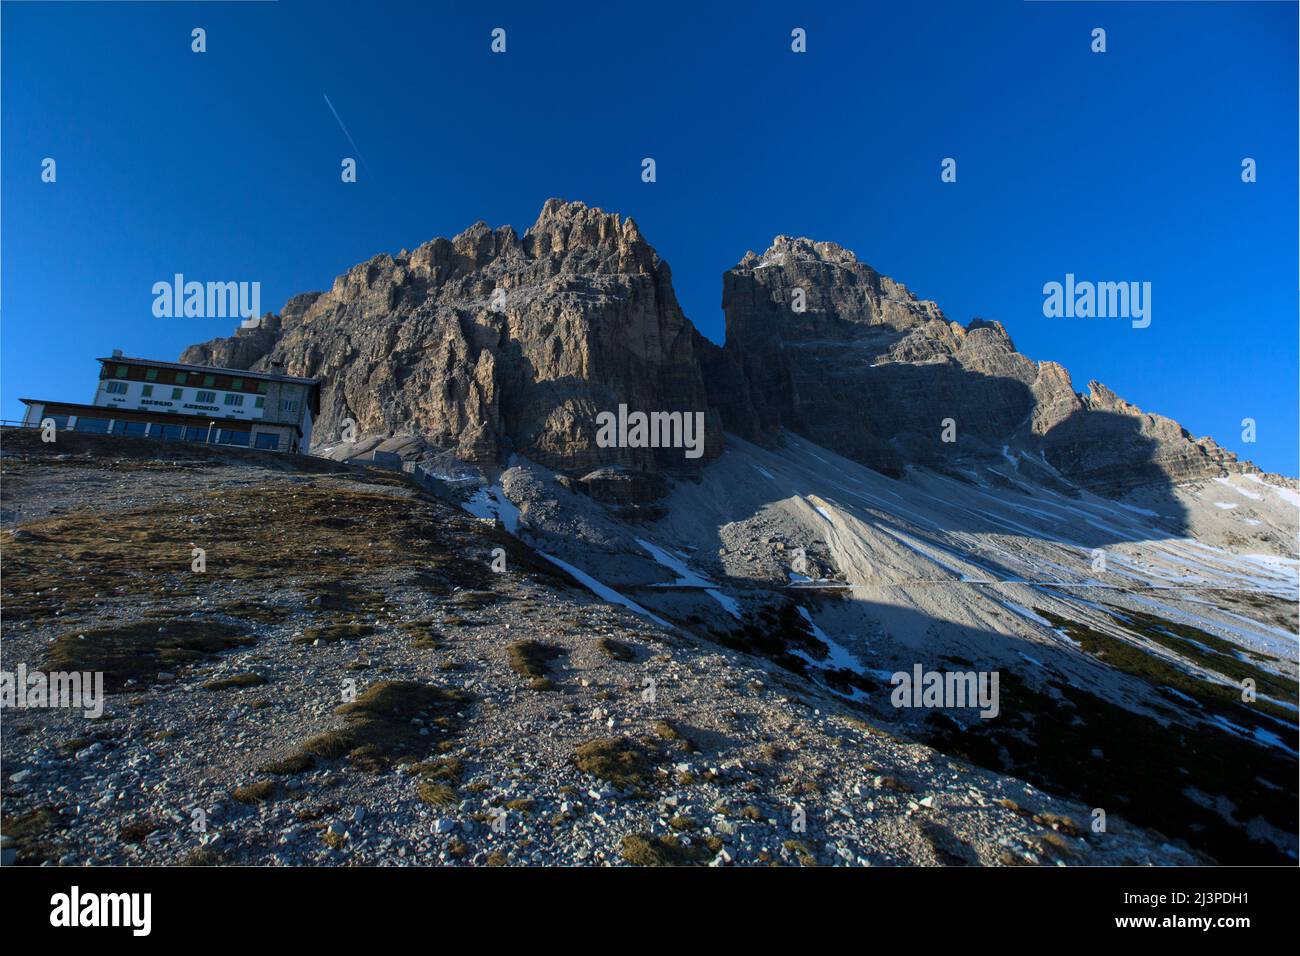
0, 430, 1204, 866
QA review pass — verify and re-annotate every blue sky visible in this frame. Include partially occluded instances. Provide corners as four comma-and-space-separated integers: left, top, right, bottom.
3, 0, 1296, 474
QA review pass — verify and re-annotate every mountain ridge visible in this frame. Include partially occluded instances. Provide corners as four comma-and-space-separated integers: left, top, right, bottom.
182, 198, 1273, 490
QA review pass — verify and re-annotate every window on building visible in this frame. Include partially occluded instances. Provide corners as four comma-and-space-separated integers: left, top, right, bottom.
176, 372, 188, 385
281, 399, 298, 413
141, 385, 153, 397
218, 429, 250, 447
196, 390, 216, 403
224, 394, 245, 407
203, 375, 215, 387
158, 425, 183, 440
74, 418, 110, 434
171, 388, 183, 399
106, 381, 128, 394
115, 365, 127, 377
254, 397, 265, 409
184, 426, 208, 442
231, 378, 243, 390
255, 433, 280, 450
257, 381, 269, 394
145, 368, 158, 381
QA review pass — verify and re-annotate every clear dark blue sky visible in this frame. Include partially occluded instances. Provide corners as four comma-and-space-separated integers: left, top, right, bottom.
3, 1, 1296, 474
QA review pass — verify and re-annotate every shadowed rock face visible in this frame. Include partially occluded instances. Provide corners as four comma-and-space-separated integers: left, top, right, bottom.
719, 236, 1254, 485
719, 237, 1046, 474
1039, 382, 1252, 494
183, 199, 723, 473
184, 200, 1258, 491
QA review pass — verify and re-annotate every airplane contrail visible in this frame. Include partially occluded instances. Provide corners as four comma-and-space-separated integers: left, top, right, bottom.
323, 93, 366, 168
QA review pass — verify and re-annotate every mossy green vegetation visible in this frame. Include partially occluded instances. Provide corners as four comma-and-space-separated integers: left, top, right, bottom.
46, 619, 252, 692
260, 751, 315, 775
416, 782, 458, 807
231, 780, 278, 804
1, 451, 510, 637
923, 620, 1298, 865
1110, 608, 1295, 699
506, 640, 565, 691
275, 680, 471, 775
292, 622, 374, 645
401, 619, 444, 650
619, 832, 713, 866
202, 672, 268, 690
596, 637, 636, 661
1040, 608, 1295, 723
0, 807, 62, 863
179, 847, 226, 866
117, 818, 161, 843
573, 736, 655, 791
782, 838, 820, 866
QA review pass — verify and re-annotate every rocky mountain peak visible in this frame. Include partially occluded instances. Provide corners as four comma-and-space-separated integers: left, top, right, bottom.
726, 233, 946, 336
743, 235, 861, 268
521, 199, 655, 276
183, 199, 722, 474
717, 230, 1257, 486
181, 200, 1262, 493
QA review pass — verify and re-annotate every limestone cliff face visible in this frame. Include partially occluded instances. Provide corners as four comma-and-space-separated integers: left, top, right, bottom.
183, 202, 1256, 491
717, 236, 1252, 485
718, 237, 1073, 474
182, 200, 723, 473
1037, 381, 1252, 493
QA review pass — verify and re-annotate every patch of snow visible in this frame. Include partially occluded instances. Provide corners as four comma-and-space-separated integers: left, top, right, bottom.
639, 538, 743, 621
636, 537, 742, 619
705, 589, 742, 619
997, 600, 1054, 629
1160, 686, 1200, 706
637, 538, 713, 588
537, 552, 672, 629
1180, 597, 1299, 642
1205, 714, 1298, 757
1252, 726, 1297, 754
1214, 477, 1262, 500
1240, 553, 1300, 571
461, 485, 519, 534
1245, 474, 1300, 508
1127, 594, 1296, 653
1213, 502, 1238, 510
795, 606, 863, 674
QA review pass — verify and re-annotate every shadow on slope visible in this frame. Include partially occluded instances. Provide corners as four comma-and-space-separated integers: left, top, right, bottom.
692, 586, 1296, 865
